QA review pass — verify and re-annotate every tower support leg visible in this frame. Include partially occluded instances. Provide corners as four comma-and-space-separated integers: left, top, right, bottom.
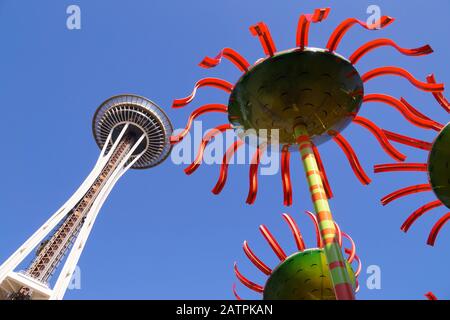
0, 129, 124, 285
294, 126, 355, 300
51, 134, 145, 299
0, 126, 145, 300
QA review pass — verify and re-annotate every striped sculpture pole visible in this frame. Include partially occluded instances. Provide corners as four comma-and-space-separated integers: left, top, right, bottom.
294, 125, 355, 300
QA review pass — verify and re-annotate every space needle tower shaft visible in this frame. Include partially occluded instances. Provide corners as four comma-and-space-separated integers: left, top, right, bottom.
27, 132, 138, 283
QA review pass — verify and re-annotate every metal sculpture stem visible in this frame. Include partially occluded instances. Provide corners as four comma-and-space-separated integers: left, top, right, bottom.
294, 125, 355, 300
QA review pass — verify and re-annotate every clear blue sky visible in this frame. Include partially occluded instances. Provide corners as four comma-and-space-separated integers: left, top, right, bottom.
0, 0, 449, 299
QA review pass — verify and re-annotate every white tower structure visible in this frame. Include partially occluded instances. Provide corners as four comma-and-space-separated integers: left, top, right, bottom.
0, 94, 172, 300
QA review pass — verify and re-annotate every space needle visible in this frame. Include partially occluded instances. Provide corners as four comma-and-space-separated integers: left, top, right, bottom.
0, 94, 172, 300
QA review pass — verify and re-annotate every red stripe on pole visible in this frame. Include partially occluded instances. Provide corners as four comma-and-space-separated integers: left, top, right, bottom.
333, 283, 355, 300
312, 192, 328, 201
329, 261, 346, 270
306, 169, 321, 176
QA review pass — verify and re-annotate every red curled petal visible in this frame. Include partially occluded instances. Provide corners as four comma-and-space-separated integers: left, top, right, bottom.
184, 124, 232, 175
170, 104, 228, 144
374, 163, 428, 173
232, 284, 243, 300
233, 262, 264, 293
342, 232, 356, 264
249, 22, 277, 56
427, 74, 450, 113
427, 212, 450, 246
333, 222, 342, 247
281, 145, 293, 206
312, 7, 331, 21
363, 94, 443, 131
259, 225, 287, 261
381, 183, 432, 206
353, 116, 406, 162
350, 38, 433, 64
425, 292, 438, 300
199, 48, 250, 72
401, 200, 443, 232
305, 210, 323, 248
347, 251, 362, 278
327, 16, 394, 52
242, 241, 272, 276
246, 144, 266, 205
172, 78, 233, 108
282, 213, 306, 251
362, 67, 444, 92
296, 8, 330, 49
211, 140, 244, 195
382, 129, 432, 151
400, 98, 444, 130
331, 132, 371, 185
399, 98, 432, 120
